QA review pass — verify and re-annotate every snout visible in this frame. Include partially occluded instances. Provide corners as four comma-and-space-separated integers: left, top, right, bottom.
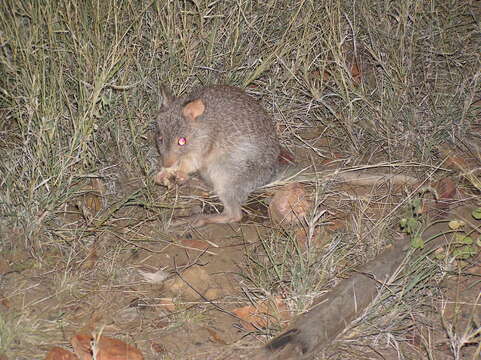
162, 153, 178, 168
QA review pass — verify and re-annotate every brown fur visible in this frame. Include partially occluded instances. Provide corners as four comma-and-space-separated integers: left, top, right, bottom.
155, 85, 281, 227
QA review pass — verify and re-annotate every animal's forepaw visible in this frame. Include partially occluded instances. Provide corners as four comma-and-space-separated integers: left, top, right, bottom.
153, 169, 174, 188
154, 167, 188, 188
174, 170, 189, 184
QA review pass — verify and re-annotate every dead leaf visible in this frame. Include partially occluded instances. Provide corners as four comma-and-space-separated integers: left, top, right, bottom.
322, 70, 330, 81
205, 327, 228, 345
86, 178, 105, 212
45, 347, 79, 360
94, 336, 144, 360
70, 334, 93, 360
350, 61, 362, 83
327, 217, 346, 232
232, 297, 291, 331
204, 287, 221, 300
78, 178, 105, 220
294, 226, 325, 249
269, 183, 311, 225
71, 334, 144, 360
278, 148, 295, 165
445, 156, 469, 171
425, 178, 458, 217
232, 305, 261, 331
166, 266, 211, 300
0, 298, 11, 309
435, 178, 458, 200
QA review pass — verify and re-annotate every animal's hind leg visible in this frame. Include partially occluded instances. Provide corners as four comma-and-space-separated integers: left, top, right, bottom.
170, 189, 244, 228
191, 190, 244, 227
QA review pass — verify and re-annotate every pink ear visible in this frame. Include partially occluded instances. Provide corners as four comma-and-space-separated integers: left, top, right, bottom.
182, 99, 205, 121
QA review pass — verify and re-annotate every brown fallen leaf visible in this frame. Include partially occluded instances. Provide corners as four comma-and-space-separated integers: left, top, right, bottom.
435, 178, 458, 200
71, 334, 144, 360
294, 226, 325, 249
269, 183, 311, 225
85, 178, 105, 214
0, 297, 10, 309
425, 178, 458, 218
232, 305, 263, 331
71, 334, 94, 360
95, 336, 144, 360
204, 287, 222, 300
166, 266, 211, 300
77, 178, 106, 221
278, 148, 295, 165
205, 327, 228, 345
327, 216, 346, 232
322, 70, 330, 81
45, 347, 79, 360
445, 155, 469, 171
350, 61, 362, 83
232, 297, 291, 331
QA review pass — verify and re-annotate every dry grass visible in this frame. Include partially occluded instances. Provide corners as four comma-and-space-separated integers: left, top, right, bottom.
0, 0, 479, 359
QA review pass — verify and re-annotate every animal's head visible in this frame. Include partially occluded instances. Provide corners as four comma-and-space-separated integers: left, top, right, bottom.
156, 86, 206, 168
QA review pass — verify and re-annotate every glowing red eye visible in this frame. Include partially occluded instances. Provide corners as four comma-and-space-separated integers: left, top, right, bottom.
178, 137, 186, 146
